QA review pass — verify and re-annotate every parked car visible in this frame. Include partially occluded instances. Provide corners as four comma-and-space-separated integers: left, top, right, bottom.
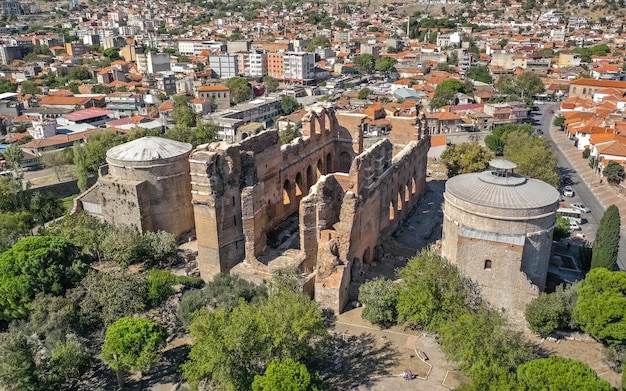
569, 221, 581, 231
570, 203, 591, 213
563, 186, 574, 197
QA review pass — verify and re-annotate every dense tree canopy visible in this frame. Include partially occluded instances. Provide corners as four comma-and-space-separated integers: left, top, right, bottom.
603, 161, 624, 184
516, 357, 613, 391
100, 317, 167, 388
465, 66, 493, 84
183, 290, 328, 391
358, 278, 399, 326
251, 359, 322, 391
280, 95, 302, 115
503, 128, 559, 187
574, 268, 626, 344
0, 236, 88, 321
225, 77, 251, 104
525, 284, 577, 336
430, 78, 474, 109
439, 142, 495, 178
375, 56, 397, 73
353, 54, 375, 74
591, 204, 621, 270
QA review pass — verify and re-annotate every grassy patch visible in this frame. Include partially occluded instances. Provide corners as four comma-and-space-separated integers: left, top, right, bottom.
61, 195, 77, 212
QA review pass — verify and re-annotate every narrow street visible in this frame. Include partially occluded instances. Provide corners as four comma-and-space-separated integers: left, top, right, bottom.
541, 103, 626, 270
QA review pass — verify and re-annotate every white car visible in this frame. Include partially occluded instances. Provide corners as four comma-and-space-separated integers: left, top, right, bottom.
570, 203, 591, 213
569, 221, 581, 231
563, 186, 574, 197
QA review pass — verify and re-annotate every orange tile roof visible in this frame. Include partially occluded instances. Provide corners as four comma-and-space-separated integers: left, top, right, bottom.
197, 85, 229, 92
40, 95, 91, 105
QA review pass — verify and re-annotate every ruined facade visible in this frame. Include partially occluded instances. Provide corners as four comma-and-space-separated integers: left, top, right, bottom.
189, 107, 429, 311
441, 160, 560, 324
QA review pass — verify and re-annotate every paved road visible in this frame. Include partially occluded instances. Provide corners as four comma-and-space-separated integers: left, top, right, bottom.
540, 103, 626, 270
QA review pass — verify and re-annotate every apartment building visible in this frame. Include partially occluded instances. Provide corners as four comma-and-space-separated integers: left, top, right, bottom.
283, 51, 315, 82
209, 54, 239, 79
196, 85, 231, 110
247, 50, 268, 77
267, 52, 284, 80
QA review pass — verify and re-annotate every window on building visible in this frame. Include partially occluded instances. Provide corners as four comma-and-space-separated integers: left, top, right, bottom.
484, 259, 492, 270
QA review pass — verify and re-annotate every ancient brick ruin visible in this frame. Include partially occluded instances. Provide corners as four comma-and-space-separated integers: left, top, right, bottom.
189, 107, 429, 311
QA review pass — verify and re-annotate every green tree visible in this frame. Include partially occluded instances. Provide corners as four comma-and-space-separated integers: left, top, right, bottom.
80, 130, 125, 173
466, 66, 493, 84
358, 278, 399, 327
353, 54, 375, 75
553, 215, 571, 242
0, 236, 88, 321
279, 123, 301, 144
225, 77, 251, 104
100, 225, 143, 267
75, 270, 148, 328
100, 317, 167, 388
183, 290, 328, 391
495, 75, 517, 95
357, 88, 372, 99
172, 95, 197, 128
503, 129, 559, 187
263, 76, 279, 93
0, 211, 33, 252
39, 149, 72, 181
19, 80, 41, 95
102, 47, 121, 61
91, 84, 112, 94
574, 268, 626, 344
375, 56, 397, 73
0, 325, 38, 391
515, 71, 545, 97
0, 79, 17, 93
396, 250, 472, 330
280, 95, 302, 115
177, 273, 267, 328
439, 142, 495, 178
430, 78, 473, 109
67, 66, 90, 81
42, 212, 107, 260
517, 356, 613, 391
304, 36, 330, 52
603, 161, 624, 184
591, 204, 621, 270
251, 359, 322, 391
525, 286, 577, 336
28, 191, 63, 226
3, 145, 23, 171
41, 333, 90, 390
553, 115, 565, 127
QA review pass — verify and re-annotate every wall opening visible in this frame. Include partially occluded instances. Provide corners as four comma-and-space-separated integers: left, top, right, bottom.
326, 153, 333, 173
363, 247, 371, 265
484, 259, 492, 270
295, 172, 303, 196
405, 184, 410, 202
306, 165, 314, 189
317, 159, 323, 177
397, 192, 403, 211
412, 178, 417, 194
389, 201, 395, 220
339, 151, 351, 173
283, 180, 291, 205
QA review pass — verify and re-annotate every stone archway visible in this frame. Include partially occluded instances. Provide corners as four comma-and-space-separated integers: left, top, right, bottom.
339, 151, 351, 173
283, 180, 291, 205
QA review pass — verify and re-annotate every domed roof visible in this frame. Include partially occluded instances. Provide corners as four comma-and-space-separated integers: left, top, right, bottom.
446, 170, 560, 209
106, 137, 192, 162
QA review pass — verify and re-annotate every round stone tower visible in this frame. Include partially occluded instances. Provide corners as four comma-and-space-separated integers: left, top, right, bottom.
105, 136, 194, 237
441, 159, 560, 322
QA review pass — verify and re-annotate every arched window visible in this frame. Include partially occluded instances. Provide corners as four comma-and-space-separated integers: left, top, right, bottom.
484, 260, 492, 270
389, 202, 395, 220
339, 152, 351, 173
306, 165, 314, 188
326, 153, 333, 173
283, 180, 291, 205
295, 172, 303, 196
317, 159, 323, 177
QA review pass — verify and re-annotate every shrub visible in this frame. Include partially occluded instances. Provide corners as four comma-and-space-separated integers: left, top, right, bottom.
582, 148, 591, 159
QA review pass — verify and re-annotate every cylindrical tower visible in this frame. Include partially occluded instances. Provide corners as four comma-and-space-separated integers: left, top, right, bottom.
105, 136, 194, 237
441, 159, 560, 322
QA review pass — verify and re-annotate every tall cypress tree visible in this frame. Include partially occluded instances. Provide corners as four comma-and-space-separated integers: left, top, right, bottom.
591, 204, 621, 270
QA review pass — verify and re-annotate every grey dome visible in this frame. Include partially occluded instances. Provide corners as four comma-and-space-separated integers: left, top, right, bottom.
446, 170, 560, 209
106, 137, 192, 162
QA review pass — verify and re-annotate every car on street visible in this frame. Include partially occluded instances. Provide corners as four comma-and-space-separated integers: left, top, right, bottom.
570, 203, 591, 213
569, 221, 581, 231
563, 186, 574, 197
